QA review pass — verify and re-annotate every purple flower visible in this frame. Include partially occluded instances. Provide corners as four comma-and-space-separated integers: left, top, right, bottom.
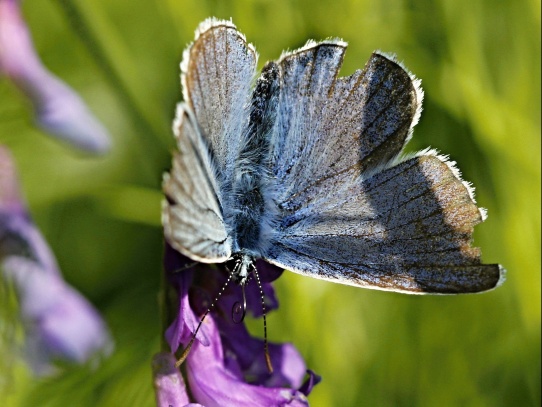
154, 243, 320, 406
152, 352, 203, 407
0, 146, 113, 375
0, 0, 111, 154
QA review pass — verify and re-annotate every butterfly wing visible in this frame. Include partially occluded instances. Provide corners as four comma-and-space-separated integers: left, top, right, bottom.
181, 18, 257, 185
267, 46, 421, 206
162, 105, 232, 262
261, 45, 503, 293
163, 19, 259, 262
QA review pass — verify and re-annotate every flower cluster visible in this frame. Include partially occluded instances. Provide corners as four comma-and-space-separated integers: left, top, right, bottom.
0, 0, 110, 153
0, 146, 112, 375
153, 243, 320, 406
0, 0, 113, 376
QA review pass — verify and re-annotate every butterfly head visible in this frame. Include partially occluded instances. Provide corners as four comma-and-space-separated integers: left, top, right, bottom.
225, 252, 255, 286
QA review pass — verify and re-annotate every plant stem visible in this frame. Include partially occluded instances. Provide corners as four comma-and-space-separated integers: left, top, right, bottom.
52, 0, 167, 182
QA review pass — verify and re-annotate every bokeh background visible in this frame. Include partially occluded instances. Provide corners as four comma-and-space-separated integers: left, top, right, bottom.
1, 0, 539, 406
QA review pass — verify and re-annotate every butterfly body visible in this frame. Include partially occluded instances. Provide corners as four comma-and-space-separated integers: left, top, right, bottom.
208, 63, 280, 284
162, 18, 504, 294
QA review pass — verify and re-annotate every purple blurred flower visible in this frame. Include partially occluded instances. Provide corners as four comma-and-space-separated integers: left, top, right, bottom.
154, 243, 320, 406
152, 352, 203, 407
0, 0, 111, 154
0, 146, 113, 375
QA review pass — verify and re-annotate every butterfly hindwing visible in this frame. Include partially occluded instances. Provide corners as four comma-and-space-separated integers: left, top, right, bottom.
162, 105, 232, 263
264, 152, 501, 293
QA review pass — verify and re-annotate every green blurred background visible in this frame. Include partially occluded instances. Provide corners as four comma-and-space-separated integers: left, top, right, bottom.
1, 0, 539, 406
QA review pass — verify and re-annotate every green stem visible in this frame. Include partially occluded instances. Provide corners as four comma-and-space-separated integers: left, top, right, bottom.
52, 0, 167, 181
159, 257, 173, 352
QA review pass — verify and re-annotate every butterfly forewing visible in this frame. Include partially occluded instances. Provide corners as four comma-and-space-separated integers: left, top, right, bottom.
181, 18, 257, 183
266, 47, 421, 211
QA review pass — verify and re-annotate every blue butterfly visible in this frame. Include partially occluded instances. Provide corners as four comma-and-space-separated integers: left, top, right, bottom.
162, 18, 503, 295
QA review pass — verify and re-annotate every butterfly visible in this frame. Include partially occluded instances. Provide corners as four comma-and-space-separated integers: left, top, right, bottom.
162, 18, 504, 295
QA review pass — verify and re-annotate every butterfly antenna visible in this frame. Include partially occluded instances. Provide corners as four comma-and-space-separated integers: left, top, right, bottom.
173, 261, 199, 273
252, 265, 274, 374
175, 271, 233, 368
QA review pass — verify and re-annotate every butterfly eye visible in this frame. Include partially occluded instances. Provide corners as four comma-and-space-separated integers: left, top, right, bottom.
224, 255, 240, 274
224, 260, 234, 273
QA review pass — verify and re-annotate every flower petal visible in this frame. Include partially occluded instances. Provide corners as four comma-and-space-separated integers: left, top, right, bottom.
298, 370, 322, 397
218, 316, 307, 389
152, 352, 193, 407
186, 316, 310, 407
164, 243, 212, 351
2, 256, 113, 375
255, 260, 284, 284
0, 146, 113, 375
0, 0, 111, 154
0, 147, 61, 275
